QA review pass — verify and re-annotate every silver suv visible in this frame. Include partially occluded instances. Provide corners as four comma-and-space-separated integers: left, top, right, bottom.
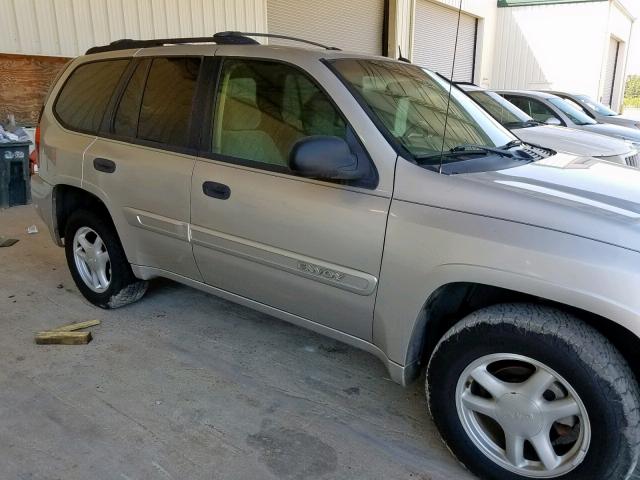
32, 32, 640, 480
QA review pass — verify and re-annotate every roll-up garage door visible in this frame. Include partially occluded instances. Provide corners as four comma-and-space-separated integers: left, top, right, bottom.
413, 0, 477, 82
267, 0, 384, 55
602, 37, 620, 107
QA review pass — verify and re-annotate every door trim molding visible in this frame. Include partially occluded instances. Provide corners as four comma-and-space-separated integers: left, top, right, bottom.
190, 224, 378, 296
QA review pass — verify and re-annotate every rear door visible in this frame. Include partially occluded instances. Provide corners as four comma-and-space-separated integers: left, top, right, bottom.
190, 57, 389, 340
82, 55, 204, 280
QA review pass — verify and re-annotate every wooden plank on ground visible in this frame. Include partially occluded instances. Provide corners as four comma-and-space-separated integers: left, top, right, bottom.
35, 331, 92, 345
54, 319, 101, 332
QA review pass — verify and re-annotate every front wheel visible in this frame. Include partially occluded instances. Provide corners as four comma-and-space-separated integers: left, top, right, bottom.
427, 304, 640, 480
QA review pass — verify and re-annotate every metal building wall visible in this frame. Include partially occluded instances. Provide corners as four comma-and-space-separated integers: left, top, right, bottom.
0, 0, 267, 57
490, 2, 611, 100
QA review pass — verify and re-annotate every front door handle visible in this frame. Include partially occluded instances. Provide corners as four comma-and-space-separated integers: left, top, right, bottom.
202, 181, 231, 200
93, 157, 116, 173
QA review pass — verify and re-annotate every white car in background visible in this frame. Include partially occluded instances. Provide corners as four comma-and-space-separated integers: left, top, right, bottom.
459, 84, 639, 166
496, 90, 640, 150
547, 91, 640, 130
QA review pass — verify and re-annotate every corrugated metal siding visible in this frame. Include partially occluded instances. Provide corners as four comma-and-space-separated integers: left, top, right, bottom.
0, 0, 267, 57
412, 0, 477, 82
266, 0, 384, 54
490, 1, 608, 96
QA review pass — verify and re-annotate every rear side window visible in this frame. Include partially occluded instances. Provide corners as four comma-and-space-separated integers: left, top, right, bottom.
137, 57, 201, 148
114, 59, 151, 137
55, 60, 128, 133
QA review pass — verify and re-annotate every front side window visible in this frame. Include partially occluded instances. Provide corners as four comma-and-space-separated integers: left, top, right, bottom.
137, 57, 202, 147
506, 96, 561, 125
528, 99, 561, 123
547, 97, 597, 125
467, 91, 534, 128
212, 59, 347, 167
505, 96, 531, 116
330, 59, 515, 162
55, 59, 129, 133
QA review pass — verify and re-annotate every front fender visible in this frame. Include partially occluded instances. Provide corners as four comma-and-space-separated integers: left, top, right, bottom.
373, 200, 640, 373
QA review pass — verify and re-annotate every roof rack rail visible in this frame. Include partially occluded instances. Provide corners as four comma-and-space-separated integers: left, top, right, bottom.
85, 32, 259, 55
85, 31, 339, 55
217, 31, 341, 50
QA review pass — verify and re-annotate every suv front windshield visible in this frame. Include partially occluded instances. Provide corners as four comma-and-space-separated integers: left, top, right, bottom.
575, 94, 618, 116
547, 97, 597, 125
467, 90, 537, 129
330, 59, 516, 163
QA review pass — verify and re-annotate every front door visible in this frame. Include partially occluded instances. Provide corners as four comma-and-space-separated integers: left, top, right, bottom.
190, 58, 389, 340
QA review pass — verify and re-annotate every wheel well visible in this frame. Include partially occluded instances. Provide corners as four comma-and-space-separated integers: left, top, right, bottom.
54, 185, 112, 242
407, 282, 640, 385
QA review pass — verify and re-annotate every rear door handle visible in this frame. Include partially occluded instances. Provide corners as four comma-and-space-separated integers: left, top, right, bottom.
93, 157, 116, 173
202, 181, 231, 200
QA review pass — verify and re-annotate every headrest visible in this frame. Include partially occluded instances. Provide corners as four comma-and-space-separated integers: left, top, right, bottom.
385, 80, 411, 97
223, 77, 261, 131
302, 92, 338, 136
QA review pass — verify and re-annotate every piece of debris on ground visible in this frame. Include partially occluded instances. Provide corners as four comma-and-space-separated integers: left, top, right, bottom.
0, 237, 19, 247
26, 225, 38, 234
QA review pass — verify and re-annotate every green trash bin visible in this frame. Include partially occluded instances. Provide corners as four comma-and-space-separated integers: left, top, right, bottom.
0, 141, 31, 208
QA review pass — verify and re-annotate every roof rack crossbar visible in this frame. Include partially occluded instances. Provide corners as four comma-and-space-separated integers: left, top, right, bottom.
218, 31, 341, 50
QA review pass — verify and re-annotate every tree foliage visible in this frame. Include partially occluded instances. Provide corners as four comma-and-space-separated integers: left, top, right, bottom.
625, 75, 640, 99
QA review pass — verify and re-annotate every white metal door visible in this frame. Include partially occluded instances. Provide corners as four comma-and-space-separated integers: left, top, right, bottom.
413, 0, 477, 82
602, 37, 620, 107
266, 0, 384, 55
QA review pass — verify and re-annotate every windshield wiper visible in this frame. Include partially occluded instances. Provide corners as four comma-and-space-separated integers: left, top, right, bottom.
499, 139, 522, 149
450, 144, 515, 158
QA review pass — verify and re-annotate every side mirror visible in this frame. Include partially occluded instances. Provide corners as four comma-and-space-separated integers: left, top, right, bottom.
545, 117, 562, 126
289, 136, 365, 180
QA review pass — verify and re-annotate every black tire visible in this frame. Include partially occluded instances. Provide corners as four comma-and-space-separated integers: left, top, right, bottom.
64, 209, 147, 309
426, 303, 640, 480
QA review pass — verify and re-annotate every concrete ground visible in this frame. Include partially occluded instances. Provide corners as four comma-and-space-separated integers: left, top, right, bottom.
0, 205, 474, 480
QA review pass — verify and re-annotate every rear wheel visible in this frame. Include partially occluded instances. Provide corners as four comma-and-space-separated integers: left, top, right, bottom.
65, 210, 147, 308
427, 304, 640, 480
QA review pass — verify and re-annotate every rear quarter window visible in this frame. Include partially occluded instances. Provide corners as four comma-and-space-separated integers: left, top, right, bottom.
54, 59, 129, 133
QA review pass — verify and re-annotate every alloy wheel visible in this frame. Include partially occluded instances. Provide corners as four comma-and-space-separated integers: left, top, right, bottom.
73, 226, 111, 293
455, 353, 590, 478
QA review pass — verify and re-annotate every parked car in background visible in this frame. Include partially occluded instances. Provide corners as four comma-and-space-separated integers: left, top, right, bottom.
496, 90, 640, 148
33, 33, 640, 480
547, 91, 640, 130
459, 84, 639, 166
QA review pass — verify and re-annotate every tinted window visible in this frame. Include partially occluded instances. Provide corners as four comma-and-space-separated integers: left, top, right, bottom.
55, 60, 128, 133
504, 96, 531, 115
213, 59, 347, 167
114, 59, 151, 137
528, 98, 562, 123
468, 91, 532, 127
138, 57, 201, 147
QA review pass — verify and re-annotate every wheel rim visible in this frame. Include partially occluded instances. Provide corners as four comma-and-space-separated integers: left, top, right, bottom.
73, 226, 111, 293
455, 353, 590, 478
